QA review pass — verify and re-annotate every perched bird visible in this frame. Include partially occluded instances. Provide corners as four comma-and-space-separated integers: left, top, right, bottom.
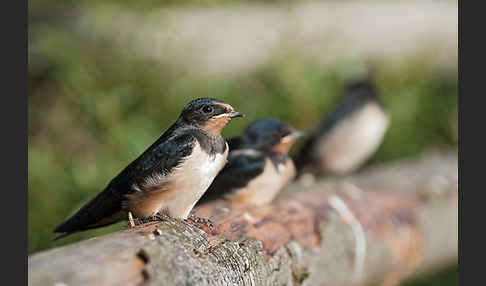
294, 79, 390, 177
197, 118, 304, 207
53, 98, 243, 239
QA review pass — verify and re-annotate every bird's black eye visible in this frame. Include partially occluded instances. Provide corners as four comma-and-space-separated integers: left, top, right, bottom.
202, 105, 213, 113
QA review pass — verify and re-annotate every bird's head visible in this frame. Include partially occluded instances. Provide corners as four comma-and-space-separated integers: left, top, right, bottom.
240, 118, 304, 154
180, 98, 244, 135
345, 79, 383, 104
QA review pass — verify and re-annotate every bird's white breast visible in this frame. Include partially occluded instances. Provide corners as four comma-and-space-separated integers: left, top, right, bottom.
316, 102, 389, 174
164, 142, 228, 218
231, 156, 296, 206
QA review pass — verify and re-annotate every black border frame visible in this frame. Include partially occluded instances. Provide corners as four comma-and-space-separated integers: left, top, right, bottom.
5, 0, 28, 283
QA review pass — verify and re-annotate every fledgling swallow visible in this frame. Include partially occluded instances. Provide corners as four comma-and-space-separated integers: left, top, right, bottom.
53, 98, 243, 239
197, 118, 304, 207
294, 79, 390, 177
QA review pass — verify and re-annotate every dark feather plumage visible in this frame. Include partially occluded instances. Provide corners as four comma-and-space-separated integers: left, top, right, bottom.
53, 125, 198, 235
226, 136, 242, 150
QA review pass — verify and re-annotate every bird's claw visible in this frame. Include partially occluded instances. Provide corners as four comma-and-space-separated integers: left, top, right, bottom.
153, 213, 170, 221
132, 213, 170, 226
127, 211, 135, 228
144, 213, 170, 223
187, 213, 214, 228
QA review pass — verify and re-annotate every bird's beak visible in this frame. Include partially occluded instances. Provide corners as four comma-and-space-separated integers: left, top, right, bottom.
290, 130, 305, 138
280, 130, 305, 143
228, 111, 244, 118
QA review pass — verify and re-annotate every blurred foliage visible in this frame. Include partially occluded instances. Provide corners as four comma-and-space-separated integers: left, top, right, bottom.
28, 1, 457, 285
402, 265, 458, 286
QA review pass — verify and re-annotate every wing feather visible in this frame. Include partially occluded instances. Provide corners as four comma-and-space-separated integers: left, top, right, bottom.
53, 131, 197, 236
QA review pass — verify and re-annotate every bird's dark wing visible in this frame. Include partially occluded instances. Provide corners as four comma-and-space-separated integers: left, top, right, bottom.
53, 131, 197, 238
226, 136, 242, 151
197, 150, 266, 204
109, 132, 197, 193
52, 186, 125, 238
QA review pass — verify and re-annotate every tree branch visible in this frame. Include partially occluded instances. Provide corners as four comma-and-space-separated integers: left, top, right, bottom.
28, 151, 458, 286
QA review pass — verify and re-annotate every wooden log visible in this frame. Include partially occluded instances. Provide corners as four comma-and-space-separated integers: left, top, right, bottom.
28, 152, 458, 286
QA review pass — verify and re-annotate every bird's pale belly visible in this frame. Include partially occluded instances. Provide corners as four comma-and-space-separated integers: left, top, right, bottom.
231, 158, 296, 206
128, 143, 228, 219
316, 103, 389, 174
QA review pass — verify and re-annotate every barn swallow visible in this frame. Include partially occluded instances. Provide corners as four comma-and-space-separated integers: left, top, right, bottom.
197, 118, 304, 207
53, 98, 243, 239
294, 79, 390, 177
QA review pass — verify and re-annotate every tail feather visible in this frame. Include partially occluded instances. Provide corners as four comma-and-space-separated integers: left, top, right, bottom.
52, 232, 71, 241
53, 188, 124, 239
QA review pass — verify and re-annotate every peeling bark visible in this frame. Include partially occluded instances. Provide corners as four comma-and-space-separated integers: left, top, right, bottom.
28, 152, 458, 286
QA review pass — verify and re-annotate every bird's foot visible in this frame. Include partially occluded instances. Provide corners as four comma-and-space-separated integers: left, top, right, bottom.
127, 211, 136, 228
153, 213, 170, 221
137, 213, 169, 224
186, 213, 214, 228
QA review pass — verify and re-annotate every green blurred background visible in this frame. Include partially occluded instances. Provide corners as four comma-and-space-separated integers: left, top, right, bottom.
28, 0, 457, 284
